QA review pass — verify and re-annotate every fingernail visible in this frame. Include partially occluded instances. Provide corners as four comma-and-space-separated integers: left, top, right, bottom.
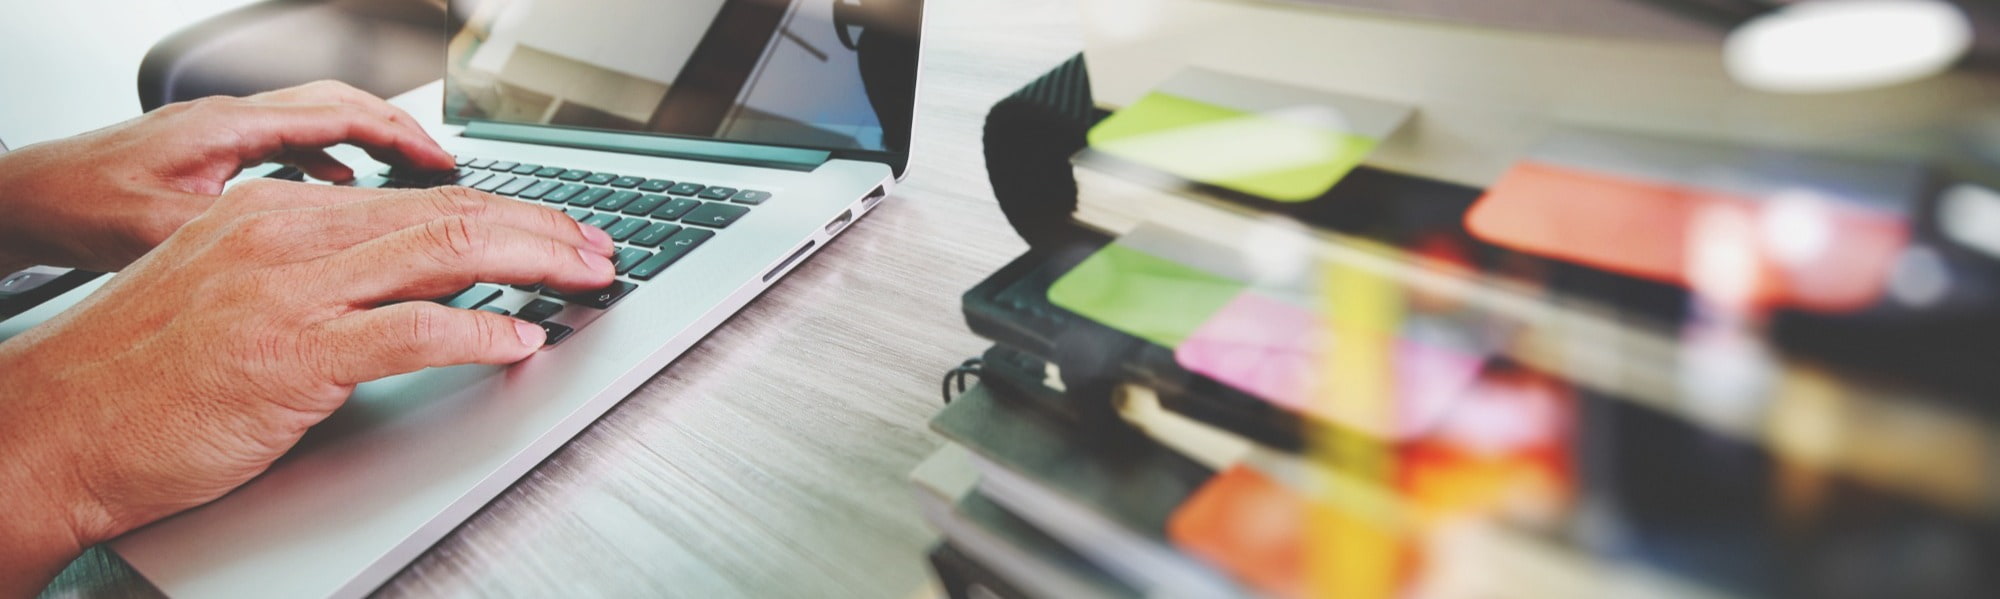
514, 320, 545, 348
578, 222, 614, 252
578, 248, 615, 275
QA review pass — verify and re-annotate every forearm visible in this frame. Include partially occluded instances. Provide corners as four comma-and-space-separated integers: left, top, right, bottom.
0, 462, 86, 599
0, 150, 66, 272
0, 143, 176, 273
0, 344, 101, 598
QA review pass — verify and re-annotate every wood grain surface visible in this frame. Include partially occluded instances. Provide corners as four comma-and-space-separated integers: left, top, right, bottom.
39, 0, 1076, 596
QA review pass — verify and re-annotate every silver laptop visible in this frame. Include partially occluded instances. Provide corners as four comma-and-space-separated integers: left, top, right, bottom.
0, 0, 925, 596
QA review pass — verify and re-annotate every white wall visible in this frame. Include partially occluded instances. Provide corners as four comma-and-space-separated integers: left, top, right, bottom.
0, 0, 266, 147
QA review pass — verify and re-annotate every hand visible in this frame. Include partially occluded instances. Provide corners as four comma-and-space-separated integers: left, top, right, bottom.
0, 181, 616, 594
0, 80, 454, 274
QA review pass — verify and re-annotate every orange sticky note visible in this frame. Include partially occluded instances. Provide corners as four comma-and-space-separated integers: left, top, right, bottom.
1169, 466, 1310, 599
1465, 161, 1906, 313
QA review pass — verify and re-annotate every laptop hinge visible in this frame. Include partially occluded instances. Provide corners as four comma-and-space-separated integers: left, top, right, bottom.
462, 120, 831, 172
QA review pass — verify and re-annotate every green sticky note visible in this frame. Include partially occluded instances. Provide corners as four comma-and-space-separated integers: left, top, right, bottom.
1086, 91, 1380, 203
1048, 243, 1247, 348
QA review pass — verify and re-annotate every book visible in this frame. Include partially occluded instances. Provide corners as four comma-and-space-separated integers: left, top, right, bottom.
911, 445, 1136, 599
931, 384, 1248, 597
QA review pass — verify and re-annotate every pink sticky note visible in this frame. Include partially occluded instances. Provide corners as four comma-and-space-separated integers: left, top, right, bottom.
1175, 293, 1322, 414
1176, 293, 1489, 439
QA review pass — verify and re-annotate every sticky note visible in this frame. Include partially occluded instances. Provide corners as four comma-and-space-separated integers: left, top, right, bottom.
1085, 69, 1411, 203
1047, 242, 1246, 348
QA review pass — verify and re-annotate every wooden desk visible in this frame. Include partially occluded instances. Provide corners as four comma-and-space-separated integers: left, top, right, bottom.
40, 0, 1076, 596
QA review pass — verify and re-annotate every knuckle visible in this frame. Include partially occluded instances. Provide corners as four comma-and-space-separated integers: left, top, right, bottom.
544, 238, 578, 266
537, 205, 571, 234
180, 96, 246, 124
183, 95, 235, 113
424, 186, 490, 217
468, 313, 509, 349
400, 305, 447, 361
295, 326, 347, 390
421, 215, 484, 262
154, 99, 195, 116
219, 212, 291, 250
312, 79, 369, 101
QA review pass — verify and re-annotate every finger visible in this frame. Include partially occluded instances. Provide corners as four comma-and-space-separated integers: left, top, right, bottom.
210, 178, 393, 217
250, 80, 422, 131
311, 301, 545, 386
202, 101, 452, 173
278, 149, 356, 182
248, 81, 450, 167
258, 186, 615, 259
313, 214, 617, 304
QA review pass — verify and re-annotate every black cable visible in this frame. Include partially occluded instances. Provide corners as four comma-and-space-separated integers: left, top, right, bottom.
940, 358, 984, 404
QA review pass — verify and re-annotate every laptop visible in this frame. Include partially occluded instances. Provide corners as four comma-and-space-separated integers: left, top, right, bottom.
0, 0, 925, 596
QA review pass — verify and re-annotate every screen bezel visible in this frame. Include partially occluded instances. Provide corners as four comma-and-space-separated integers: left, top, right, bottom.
443, 0, 924, 178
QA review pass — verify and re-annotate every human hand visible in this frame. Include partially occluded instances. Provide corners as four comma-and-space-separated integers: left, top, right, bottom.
0, 181, 614, 593
0, 80, 454, 273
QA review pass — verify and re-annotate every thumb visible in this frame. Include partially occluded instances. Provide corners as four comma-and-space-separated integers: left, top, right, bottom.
312, 301, 543, 387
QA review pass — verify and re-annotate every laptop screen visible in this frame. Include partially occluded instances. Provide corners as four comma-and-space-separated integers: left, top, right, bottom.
445, 0, 923, 158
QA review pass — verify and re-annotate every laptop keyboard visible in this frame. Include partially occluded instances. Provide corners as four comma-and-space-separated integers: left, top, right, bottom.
351, 155, 775, 347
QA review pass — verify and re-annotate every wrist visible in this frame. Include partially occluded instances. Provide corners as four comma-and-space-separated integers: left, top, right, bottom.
0, 442, 90, 597
0, 143, 170, 273
0, 343, 119, 553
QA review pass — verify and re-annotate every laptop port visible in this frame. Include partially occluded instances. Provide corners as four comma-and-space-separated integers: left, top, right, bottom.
763, 240, 817, 283
825, 209, 854, 234
861, 185, 887, 210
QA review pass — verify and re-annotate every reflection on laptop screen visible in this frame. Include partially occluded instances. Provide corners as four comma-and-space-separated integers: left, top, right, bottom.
446, 0, 922, 154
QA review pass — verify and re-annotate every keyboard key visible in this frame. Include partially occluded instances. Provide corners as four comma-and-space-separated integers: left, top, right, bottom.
667, 182, 706, 196
510, 163, 542, 175
516, 299, 564, 322
454, 170, 493, 187
564, 208, 591, 221
622, 194, 668, 215
639, 179, 674, 193
489, 161, 519, 172
473, 175, 513, 192
629, 228, 714, 280
533, 166, 566, 178
558, 169, 591, 181
697, 186, 737, 200
583, 173, 618, 185
582, 213, 622, 230
596, 190, 641, 212
682, 202, 751, 228
630, 222, 680, 247
443, 286, 501, 310
612, 247, 651, 274
478, 305, 511, 317
389, 167, 455, 185
496, 177, 535, 196
455, 156, 473, 167
605, 218, 648, 241
611, 176, 645, 188
553, 280, 637, 309
543, 183, 587, 203
468, 158, 496, 169
512, 283, 545, 293
537, 321, 574, 346
568, 187, 613, 207
648, 197, 703, 220
517, 180, 562, 200
433, 285, 474, 303
730, 190, 772, 205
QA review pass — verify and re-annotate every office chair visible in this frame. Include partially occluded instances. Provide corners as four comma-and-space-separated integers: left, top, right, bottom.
137, 0, 451, 111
